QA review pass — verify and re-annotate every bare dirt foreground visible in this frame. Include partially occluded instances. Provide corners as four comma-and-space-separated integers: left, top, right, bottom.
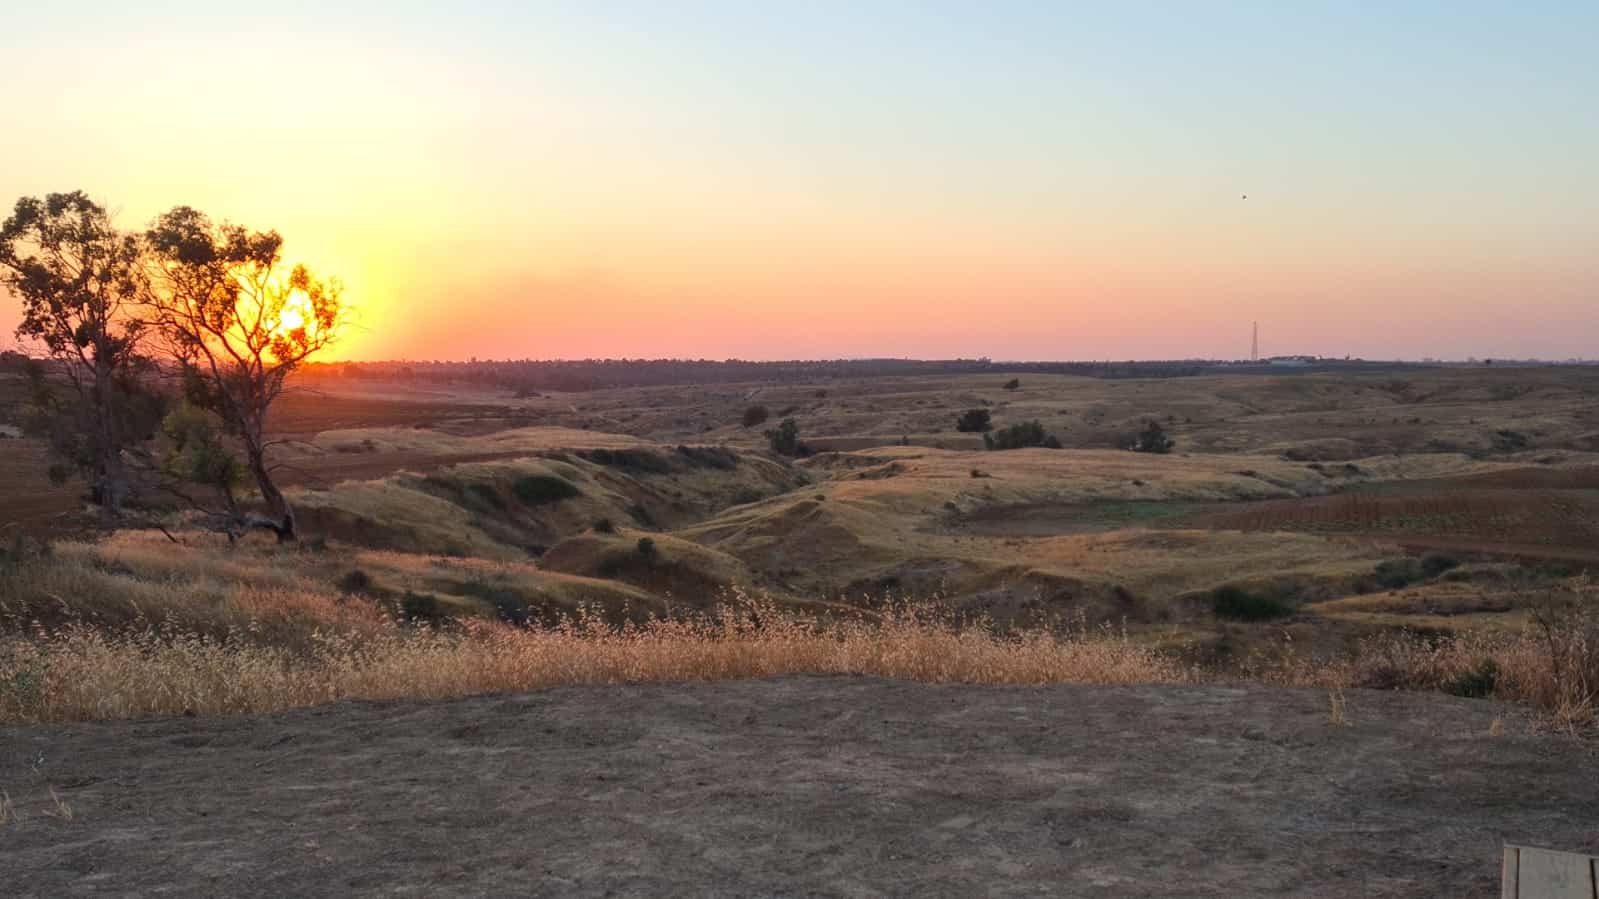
3, 677, 1595, 898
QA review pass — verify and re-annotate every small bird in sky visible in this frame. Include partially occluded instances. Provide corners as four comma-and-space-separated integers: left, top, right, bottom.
1241, 194, 1248, 199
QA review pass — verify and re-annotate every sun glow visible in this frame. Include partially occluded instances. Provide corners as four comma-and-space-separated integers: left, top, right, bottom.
276, 300, 307, 334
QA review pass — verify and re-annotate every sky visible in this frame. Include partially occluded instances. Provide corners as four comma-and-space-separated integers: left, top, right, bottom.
2, 1, 1596, 362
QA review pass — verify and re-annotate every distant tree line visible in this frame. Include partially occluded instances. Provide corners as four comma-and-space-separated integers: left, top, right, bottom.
0, 191, 348, 540
314, 357, 1230, 393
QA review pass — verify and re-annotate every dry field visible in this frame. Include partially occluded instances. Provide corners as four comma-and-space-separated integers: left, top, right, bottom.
3, 365, 1598, 896
3, 364, 1598, 714
3, 677, 1595, 897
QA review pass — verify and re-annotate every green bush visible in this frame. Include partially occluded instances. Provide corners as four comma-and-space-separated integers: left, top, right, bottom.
1420, 554, 1461, 578
765, 418, 805, 456
983, 420, 1060, 451
676, 445, 739, 469
742, 405, 770, 428
955, 408, 992, 433
1131, 419, 1174, 454
399, 591, 446, 623
512, 474, 582, 505
335, 569, 373, 594
1443, 658, 1498, 698
636, 537, 658, 564
1210, 586, 1292, 621
579, 448, 672, 474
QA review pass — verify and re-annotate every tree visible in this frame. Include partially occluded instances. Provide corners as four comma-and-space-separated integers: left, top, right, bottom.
956, 408, 992, 433
1002, 378, 1020, 390
161, 403, 244, 512
142, 207, 346, 541
0, 192, 154, 513
636, 537, 658, 565
765, 418, 804, 456
1131, 419, 1174, 454
741, 404, 769, 428
983, 420, 1061, 451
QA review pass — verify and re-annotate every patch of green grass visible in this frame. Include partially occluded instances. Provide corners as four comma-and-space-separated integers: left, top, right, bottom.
579, 448, 673, 474
1210, 586, 1293, 621
512, 475, 582, 506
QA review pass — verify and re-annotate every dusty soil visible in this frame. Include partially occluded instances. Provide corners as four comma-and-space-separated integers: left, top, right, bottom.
3, 676, 1594, 897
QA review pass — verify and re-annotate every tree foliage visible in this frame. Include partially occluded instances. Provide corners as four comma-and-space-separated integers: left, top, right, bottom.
161, 404, 243, 505
955, 408, 992, 433
0, 192, 154, 511
765, 418, 805, 457
1, 191, 348, 539
1131, 419, 1175, 454
983, 420, 1062, 451
141, 207, 347, 540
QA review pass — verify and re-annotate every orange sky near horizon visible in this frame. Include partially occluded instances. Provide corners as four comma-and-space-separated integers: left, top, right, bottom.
3, 4, 1596, 363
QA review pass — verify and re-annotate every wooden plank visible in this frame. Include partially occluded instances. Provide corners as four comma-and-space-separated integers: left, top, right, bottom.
1502, 845, 1519, 899
1504, 844, 1597, 899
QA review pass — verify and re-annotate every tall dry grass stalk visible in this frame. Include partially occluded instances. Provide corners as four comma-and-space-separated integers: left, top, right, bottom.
0, 598, 1188, 724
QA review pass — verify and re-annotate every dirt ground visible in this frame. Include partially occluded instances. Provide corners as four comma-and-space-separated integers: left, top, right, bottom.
3, 676, 1594, 897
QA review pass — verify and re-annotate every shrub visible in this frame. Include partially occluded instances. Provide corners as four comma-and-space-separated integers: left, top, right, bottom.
399, 591, 446, 623
335, 569, 373, 595
1372, 559, 1424, 590
1211, 586, 1292, 621
1420, 554, 1461, 579
741, 405, 769, 428
579, 448, 672, 474
1370, 556, 1459, 590
983, 420, 1059, 451
1443, 658, 1498, 698
636, 537, 658, 564
512, 475, 581, 505
765, 418, 805, 457
1002, 378, 1020, 391
676, 445, 738, 470
1131, 420, 1174, 454
1494, 429, 1528, 451
454, 581, 531, 628
955, 409, 992, 433
592, 518, 616, 534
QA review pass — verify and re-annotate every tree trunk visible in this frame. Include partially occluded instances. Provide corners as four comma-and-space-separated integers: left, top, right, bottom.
244, 435, 296, 542
92, 353, 127, 516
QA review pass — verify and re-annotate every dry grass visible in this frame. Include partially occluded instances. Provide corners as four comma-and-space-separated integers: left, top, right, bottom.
5, 590, 1594, 728
46, 787, 73, 822
0, 598, 1187, 724
1242, 582, 1599, 731
1327, 686, 1350, 727
2, 533, 1595, 729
